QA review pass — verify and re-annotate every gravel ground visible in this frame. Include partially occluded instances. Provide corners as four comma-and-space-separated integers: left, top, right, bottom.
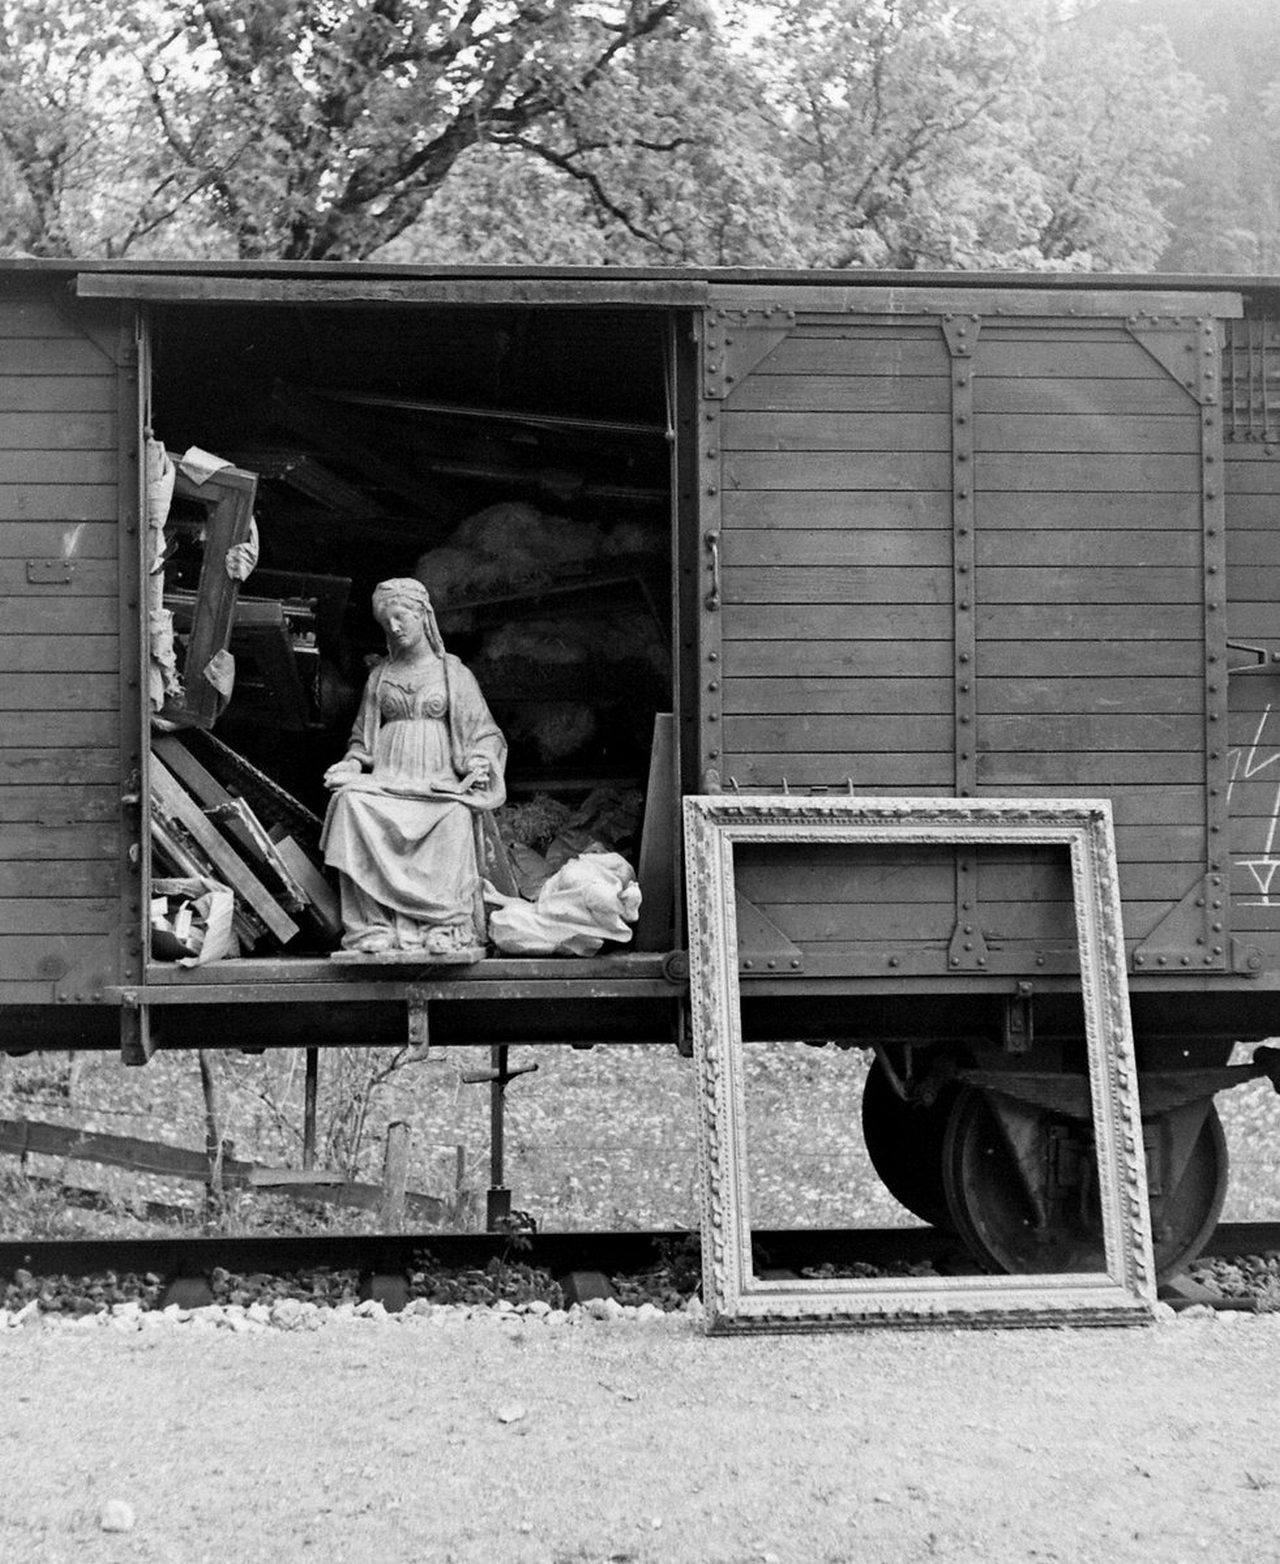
4, 1303, 1280, 1564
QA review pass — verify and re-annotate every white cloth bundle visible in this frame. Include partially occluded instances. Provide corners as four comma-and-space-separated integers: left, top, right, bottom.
485, 851, 641, 957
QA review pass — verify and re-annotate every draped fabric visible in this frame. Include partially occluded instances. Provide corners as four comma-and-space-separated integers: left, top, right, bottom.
320, 654, 506, 949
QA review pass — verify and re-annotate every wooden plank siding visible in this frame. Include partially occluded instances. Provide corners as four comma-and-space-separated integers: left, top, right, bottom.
1226, 438, 1280, 934
973, 322, 1209, 953
718, 323, 952, 818
0, 291, 124, 1003
712, 310, 1214, 973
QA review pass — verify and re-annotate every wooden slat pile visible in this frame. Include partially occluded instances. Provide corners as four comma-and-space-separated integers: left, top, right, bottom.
149, 733, 339, 956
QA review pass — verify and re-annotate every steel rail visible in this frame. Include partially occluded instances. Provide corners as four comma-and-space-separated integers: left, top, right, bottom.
1, 1222, 1271, 1292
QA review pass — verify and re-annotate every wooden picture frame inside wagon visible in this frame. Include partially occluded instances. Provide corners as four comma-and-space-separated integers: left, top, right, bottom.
681, 796, 1157, 1332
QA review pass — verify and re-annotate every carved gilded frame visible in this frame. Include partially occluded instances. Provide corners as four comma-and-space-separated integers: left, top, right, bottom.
682, 796, 1156, 1331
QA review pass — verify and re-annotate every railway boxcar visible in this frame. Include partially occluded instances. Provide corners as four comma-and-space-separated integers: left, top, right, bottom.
5, 259, 1280, 1277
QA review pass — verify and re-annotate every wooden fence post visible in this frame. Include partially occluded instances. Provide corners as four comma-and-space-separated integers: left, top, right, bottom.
380, 1120, 410, 1231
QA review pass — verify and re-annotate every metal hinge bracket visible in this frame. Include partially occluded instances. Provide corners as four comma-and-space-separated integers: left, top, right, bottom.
703, 307, 795, 400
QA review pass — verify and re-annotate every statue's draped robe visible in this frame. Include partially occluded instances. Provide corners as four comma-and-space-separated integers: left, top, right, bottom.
321, 655, 506, 948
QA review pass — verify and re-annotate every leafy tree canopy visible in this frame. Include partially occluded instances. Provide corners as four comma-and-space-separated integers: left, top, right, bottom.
0, 0, 1226, 270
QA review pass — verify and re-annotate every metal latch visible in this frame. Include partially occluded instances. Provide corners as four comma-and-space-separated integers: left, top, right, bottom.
1227, 640, 1280, 674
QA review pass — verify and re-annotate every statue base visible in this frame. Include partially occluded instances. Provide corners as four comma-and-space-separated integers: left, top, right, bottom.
329, 947, 487, 966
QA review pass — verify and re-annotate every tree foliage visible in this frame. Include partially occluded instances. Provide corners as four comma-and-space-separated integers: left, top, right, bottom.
138, 0, 686, 260
0, 0, 1227, 270
0, 0, 195, 257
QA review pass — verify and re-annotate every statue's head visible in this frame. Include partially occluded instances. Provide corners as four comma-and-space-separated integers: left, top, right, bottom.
372, 578, 441, 653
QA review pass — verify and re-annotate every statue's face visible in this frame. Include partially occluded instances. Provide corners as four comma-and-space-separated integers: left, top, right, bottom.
379, 599, 427, 652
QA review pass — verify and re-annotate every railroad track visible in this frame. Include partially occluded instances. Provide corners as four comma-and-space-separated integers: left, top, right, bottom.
3, 1222, 1277, 1316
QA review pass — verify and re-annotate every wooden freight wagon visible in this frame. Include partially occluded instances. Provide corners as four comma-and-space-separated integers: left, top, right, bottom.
5, 260, 1280, 1273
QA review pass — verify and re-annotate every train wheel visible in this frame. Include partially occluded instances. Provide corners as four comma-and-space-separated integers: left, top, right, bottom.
940, 1087, 1228, 1281
860, 1058, 957, 1231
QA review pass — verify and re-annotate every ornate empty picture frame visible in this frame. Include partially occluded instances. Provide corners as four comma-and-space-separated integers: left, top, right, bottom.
682, 796, 1157, 1331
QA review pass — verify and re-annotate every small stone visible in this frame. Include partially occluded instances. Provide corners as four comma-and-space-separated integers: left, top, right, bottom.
544, 1309, 568, 1327
586, 1296, 625, 1321
14, 1300, 41, 1328
354, 1298, 387, 1321
247, 1302, 271, 1326
521, 1299, 551, 1317
270, 1298, 304, 1330
100, 1500, 135, 1533
493, 1298, 515, 1314
683, 1296, 705, 1321
495, 1402, 527, 1425
635, 1303, 664, 1323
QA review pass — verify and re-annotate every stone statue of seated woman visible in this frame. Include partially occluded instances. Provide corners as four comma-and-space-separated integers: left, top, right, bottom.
321, 577, 506, 959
